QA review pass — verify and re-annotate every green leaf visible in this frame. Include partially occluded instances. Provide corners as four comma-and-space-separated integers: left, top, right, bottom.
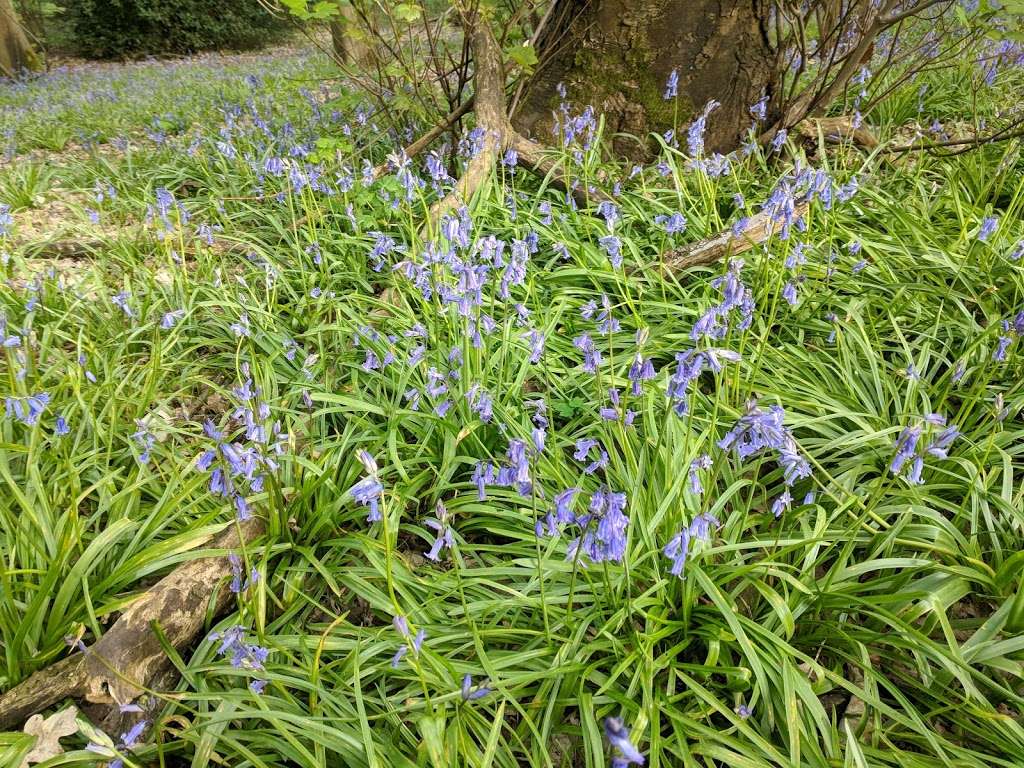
506, 44, 538, 73
393, 3, 422, 22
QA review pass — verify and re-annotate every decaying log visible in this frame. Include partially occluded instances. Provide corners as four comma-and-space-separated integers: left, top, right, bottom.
0, 516, 263, 731
663, 200, 811, 273
795, 115, 879, 149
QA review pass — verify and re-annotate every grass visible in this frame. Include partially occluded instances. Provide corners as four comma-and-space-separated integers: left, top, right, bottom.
1, 31, 1023, 768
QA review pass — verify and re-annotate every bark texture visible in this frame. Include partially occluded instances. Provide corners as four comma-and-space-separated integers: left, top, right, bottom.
0, 0, 38, 77
330, 3, 371, 67
514, 0, 777, 157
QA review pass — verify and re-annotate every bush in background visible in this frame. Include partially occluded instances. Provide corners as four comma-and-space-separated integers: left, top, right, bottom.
64, 0, 287, 58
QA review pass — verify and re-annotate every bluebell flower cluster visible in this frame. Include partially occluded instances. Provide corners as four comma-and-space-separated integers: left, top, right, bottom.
663, 511, 719, 576
890, 414, 960, 484
604, 716, 644, 767
209, 625, 270, 693
719, 401, 812, 517
196, 375, 286, 520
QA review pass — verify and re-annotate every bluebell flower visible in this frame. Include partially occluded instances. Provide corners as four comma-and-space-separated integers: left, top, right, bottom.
461, 674, 491, 701
688, 454, 712, 496
663, 68, 678, 99
230, 313, 250, 338
161, 309, 185, 329
663, 512, 718, 576
770, 489, 793, 518
424, 502, 454, 561
687, 100, 720, 160
567, 488, 630, 564
627, 353, 656, 396
574, 333, 603, 372
229, 553, 258, 594
466, 384, 494, 423
891, 416, 958, 484
782, 281, 798, 306
655, 212, 686, 234
604, 716, 644, 767
391, 615, 426, 667
977, 216, 999, 242
111, 291, 134, 318
472, 461, 495, 500
719, 401, 811, 488
524, 329, 545, 363
749, 94, 768, 121
350, 450, 383, 521
599, 235, 623, 269
769, 129, 788, 153
209, 625, 270, 671
735, 703, 752, 718
54, 414, 70, 436
5, 392, 49, 426
994, 333, 1011, 362
0, 318, 20, 348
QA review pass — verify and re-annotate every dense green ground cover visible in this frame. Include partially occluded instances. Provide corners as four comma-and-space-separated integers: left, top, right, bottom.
1, 37, 1023, 768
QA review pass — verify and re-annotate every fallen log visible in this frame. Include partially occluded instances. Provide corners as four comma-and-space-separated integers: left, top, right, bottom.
663, 200, 811, 273
795, 115, 879, 149
0, 516, 263, 732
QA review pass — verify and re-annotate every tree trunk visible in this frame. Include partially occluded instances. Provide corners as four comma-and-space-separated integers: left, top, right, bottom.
330, 3, 371, 67
514, 0, 777, 158
0, 0, 38, 78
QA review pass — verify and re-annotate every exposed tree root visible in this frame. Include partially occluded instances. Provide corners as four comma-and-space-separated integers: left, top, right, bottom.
427, 8, 510, 225
0, 517, 263, 732
509, 133, 605, 208
663, 200, 811, 273
417, 6, 603, 229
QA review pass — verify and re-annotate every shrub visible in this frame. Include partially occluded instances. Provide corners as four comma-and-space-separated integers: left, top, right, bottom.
64, 0, 287, 58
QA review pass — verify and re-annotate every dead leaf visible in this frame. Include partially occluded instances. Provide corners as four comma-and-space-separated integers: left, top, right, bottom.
22, 706, 80, 766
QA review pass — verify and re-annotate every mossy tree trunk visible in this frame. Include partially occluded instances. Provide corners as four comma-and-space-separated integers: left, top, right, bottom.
513, 0, 778, 157
0, 0, 39, 78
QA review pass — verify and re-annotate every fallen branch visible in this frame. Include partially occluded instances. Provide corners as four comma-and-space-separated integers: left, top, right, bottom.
371, 97, 475, 182
22, 239, 110, 260
663, 200, 811, 273
0, 517, 263, 731
795, 115, 878, 148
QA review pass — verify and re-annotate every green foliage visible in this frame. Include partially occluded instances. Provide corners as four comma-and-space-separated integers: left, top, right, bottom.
506, 43, 538, 73
63, 0, 287, 58
1, 24, 1024, 768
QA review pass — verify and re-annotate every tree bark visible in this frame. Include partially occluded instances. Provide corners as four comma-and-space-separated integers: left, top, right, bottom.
330, 3, 371, 67
513, 0, 777, 158
0, 0, 39, 78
